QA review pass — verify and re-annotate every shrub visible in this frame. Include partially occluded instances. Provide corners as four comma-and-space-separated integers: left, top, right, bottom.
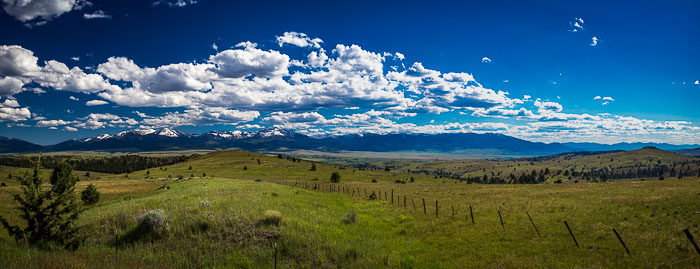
0, 182, 6, 187
200, 200, 210, 209
341, 211, 357, 224
658, 176, 665, 180
330, 172, 341, 183
371, 179, 377, 183
554, 179, 562, 184
310, 163, 317, 171
258, 210, 282, 226
81, 184, 100, 205
255, 178, 262, 182
135, 209, 169, 239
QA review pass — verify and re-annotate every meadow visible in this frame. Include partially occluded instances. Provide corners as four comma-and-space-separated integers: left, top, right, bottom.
0, 149, 698, 268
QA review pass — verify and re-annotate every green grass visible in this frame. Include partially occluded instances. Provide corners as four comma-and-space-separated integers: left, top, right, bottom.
104, 150, 435, 183
0, 149, 699, 268
386, 147, 700, 183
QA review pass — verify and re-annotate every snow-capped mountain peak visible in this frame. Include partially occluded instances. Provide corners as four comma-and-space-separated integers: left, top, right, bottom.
156, 128, 183, 138
253, 127, 295, 137
205, 130, 251, 139
115, 128, 157, 137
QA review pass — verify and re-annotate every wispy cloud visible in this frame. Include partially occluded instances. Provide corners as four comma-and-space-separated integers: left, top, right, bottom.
152, 0, 197, 7
569, 17, 585, 32
590, 36, 599, 46
83, 10, 111, 19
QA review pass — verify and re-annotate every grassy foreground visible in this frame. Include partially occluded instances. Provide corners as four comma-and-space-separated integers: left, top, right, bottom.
1, 171, 699, 268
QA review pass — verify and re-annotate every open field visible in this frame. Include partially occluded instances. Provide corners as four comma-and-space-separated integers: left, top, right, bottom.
340, 148, 700, 184
0, 150, 699, 268
99, 150, 436, 184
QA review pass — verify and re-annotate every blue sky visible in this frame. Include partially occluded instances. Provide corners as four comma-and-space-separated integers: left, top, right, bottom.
0, 0, 698, 145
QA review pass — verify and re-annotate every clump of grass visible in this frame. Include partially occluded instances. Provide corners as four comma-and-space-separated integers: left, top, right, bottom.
188, 219, 210, 234
258, 210, 282, 226
341, 211, 357, 224
200, 200, 210, 209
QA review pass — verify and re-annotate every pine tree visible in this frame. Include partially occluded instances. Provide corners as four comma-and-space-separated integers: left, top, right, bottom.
81, 184, 100, 205
0, 158, 82, 249
330, 172, 341, 183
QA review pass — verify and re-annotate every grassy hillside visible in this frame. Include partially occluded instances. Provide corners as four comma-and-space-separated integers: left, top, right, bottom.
0, 149, 699, 268
1, 175, 698, 268
384, 147, 700, 183
105, 150, 436, 183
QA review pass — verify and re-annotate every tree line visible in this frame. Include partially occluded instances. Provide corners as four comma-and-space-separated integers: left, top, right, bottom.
0, 155, 191, 174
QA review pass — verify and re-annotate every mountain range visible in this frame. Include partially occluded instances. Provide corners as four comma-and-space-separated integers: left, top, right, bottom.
0, 127, 698, 155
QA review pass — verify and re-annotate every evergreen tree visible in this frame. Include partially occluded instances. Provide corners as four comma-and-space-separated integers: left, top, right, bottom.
81, 184, 100, 205
0, 159, 82, 249
310, 163, 317, 171
330, 172, 341, 183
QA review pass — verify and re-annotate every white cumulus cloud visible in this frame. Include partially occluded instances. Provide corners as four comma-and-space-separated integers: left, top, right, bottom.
1, 0, 91, 25
276, 32, 323, 49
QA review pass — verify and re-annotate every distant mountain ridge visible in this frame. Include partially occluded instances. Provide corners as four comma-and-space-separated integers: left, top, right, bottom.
562, 142, 700, 152
0, 127, 698, 155
677, 147, 700, 157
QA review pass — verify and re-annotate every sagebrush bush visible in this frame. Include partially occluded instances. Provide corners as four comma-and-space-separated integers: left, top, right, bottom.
258, 210, 282, 226
136, 209, 169, 238
200, 200, 210, 209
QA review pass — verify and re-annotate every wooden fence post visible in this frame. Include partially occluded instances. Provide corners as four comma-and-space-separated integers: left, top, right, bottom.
612, 228, 630, 255
564, 221, 579, 247
436, 200, 439, 218
452, 205, 454, 217
391, 189, 394, 204
683, 228, 700, 255
412, 198, 416, 210
469, 205, 474, 224
115, 229, 118, 258
274, 242, 278, 269
404, 196, 406, 209
423, 199, 427, 215
498, 210, 505, 231
526, 211, 541, 238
